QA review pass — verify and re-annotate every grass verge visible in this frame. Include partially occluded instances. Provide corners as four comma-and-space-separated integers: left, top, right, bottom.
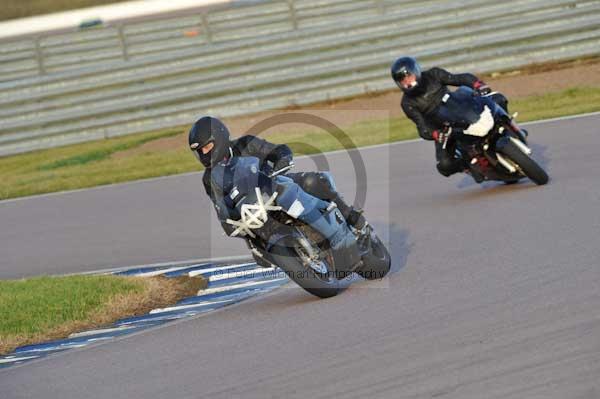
0, 274, 206, 355
1, 86, 600, 200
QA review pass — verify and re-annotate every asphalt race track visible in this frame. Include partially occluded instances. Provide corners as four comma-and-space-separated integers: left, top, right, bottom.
1, 113, 599, 398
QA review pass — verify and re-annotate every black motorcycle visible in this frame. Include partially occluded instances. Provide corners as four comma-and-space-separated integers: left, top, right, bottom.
209, 157, 391, 298
437, 87, 549, 185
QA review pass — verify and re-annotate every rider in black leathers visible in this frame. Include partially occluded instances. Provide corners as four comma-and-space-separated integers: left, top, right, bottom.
189, 116, 366, 240
391, 56, 509, 179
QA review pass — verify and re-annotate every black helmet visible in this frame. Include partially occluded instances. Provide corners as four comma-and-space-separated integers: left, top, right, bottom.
391, 56, 422, 93
188, 116, 231, 168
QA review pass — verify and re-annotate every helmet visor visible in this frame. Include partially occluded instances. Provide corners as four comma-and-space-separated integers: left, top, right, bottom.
191, 141, 214, 167
392, 57, 422, 91
398, 73, 418, 90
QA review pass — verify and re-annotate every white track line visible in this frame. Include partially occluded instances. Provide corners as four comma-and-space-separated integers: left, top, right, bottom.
187, 262, 256, 277
200, 277, 289, 295
207, 267, 279, 282
73, 256, 252, 277
133, 265, 200, 277
0, 355, 39, 364
68, 325, 137, 339
14, 343, 88, 354
149, 298, 237, 314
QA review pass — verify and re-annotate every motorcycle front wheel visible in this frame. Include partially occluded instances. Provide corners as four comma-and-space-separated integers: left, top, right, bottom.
268, 230, 342, 299
354, 228, 391, 280
500, 140, 549, 185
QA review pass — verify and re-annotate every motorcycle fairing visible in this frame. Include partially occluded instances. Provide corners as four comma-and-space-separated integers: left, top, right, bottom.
436, 86, 506, 135
273, 175, 361, 270
211, 156, 361, 271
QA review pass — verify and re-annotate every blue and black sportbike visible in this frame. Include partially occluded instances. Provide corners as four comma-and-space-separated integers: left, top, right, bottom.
209, 157, 391, 298
436, 86, 549, 185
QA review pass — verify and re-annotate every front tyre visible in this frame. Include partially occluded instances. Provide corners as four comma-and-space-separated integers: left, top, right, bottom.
268, 241, 341, 299
355, 229, 391, 280
500, 141, 549, 185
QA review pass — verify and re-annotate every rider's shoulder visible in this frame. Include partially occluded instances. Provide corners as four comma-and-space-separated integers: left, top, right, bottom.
232, 135, 252, 145
232, 135, 256, 151
424, 66, 448, 77
232, 134, 266, 146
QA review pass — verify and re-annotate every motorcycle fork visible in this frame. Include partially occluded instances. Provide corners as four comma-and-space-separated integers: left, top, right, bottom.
297, 236, 319, 264
501, 117, 528, 144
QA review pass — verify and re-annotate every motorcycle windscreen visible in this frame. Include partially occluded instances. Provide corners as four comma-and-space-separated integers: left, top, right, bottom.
436, 86, 484, 129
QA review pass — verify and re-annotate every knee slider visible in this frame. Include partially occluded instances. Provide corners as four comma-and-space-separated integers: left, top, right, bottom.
491, 93, 509, 112
436, 159, 455, 177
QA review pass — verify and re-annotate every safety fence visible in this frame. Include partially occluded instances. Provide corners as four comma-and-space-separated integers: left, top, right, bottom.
1, 0, 599, 156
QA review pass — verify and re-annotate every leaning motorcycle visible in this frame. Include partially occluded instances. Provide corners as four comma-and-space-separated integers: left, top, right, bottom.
209, 157, 391, 298
437, 86, 549, 185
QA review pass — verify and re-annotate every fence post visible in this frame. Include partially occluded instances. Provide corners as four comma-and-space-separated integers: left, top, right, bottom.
118, 24, 129, 61
34, 37, 46, 75
201, 12, 213, 44
287, 0, 298, 30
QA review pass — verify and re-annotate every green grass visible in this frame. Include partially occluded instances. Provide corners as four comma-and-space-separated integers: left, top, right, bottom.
1, 86, 600, 200
37, 130, 180, 171
0, 128, 185, 199
1, 0, 131, 21
0, 275, 143, 352
0, 274, 206, 355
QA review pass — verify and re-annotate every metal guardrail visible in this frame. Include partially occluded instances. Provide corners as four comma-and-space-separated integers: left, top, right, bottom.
0, 0, 599, 156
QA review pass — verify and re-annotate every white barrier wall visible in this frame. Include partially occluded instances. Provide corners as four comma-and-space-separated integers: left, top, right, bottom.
0, 0, 230, 39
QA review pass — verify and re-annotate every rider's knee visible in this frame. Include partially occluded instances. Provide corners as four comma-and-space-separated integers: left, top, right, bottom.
436, 162, 453, 177
491, 93, 509, 112
301, 172, 337, 200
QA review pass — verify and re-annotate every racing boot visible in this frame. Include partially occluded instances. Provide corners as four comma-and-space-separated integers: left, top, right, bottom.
333, 197, 367, 230
469, 168, 486, 184
346, 207, 367, 230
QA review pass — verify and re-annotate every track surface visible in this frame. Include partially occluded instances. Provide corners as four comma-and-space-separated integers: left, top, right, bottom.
2, 114, 600, 398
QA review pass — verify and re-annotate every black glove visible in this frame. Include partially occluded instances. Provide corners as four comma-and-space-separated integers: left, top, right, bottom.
474, 80, 492, 95
273, 156, 293, 174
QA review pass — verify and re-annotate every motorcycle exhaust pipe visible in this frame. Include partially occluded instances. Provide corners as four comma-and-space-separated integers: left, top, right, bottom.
496, 153, 517, 173
509, 137, 532, 155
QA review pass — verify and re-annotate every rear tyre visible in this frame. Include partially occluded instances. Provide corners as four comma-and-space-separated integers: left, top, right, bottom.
500, 141, 549, 185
